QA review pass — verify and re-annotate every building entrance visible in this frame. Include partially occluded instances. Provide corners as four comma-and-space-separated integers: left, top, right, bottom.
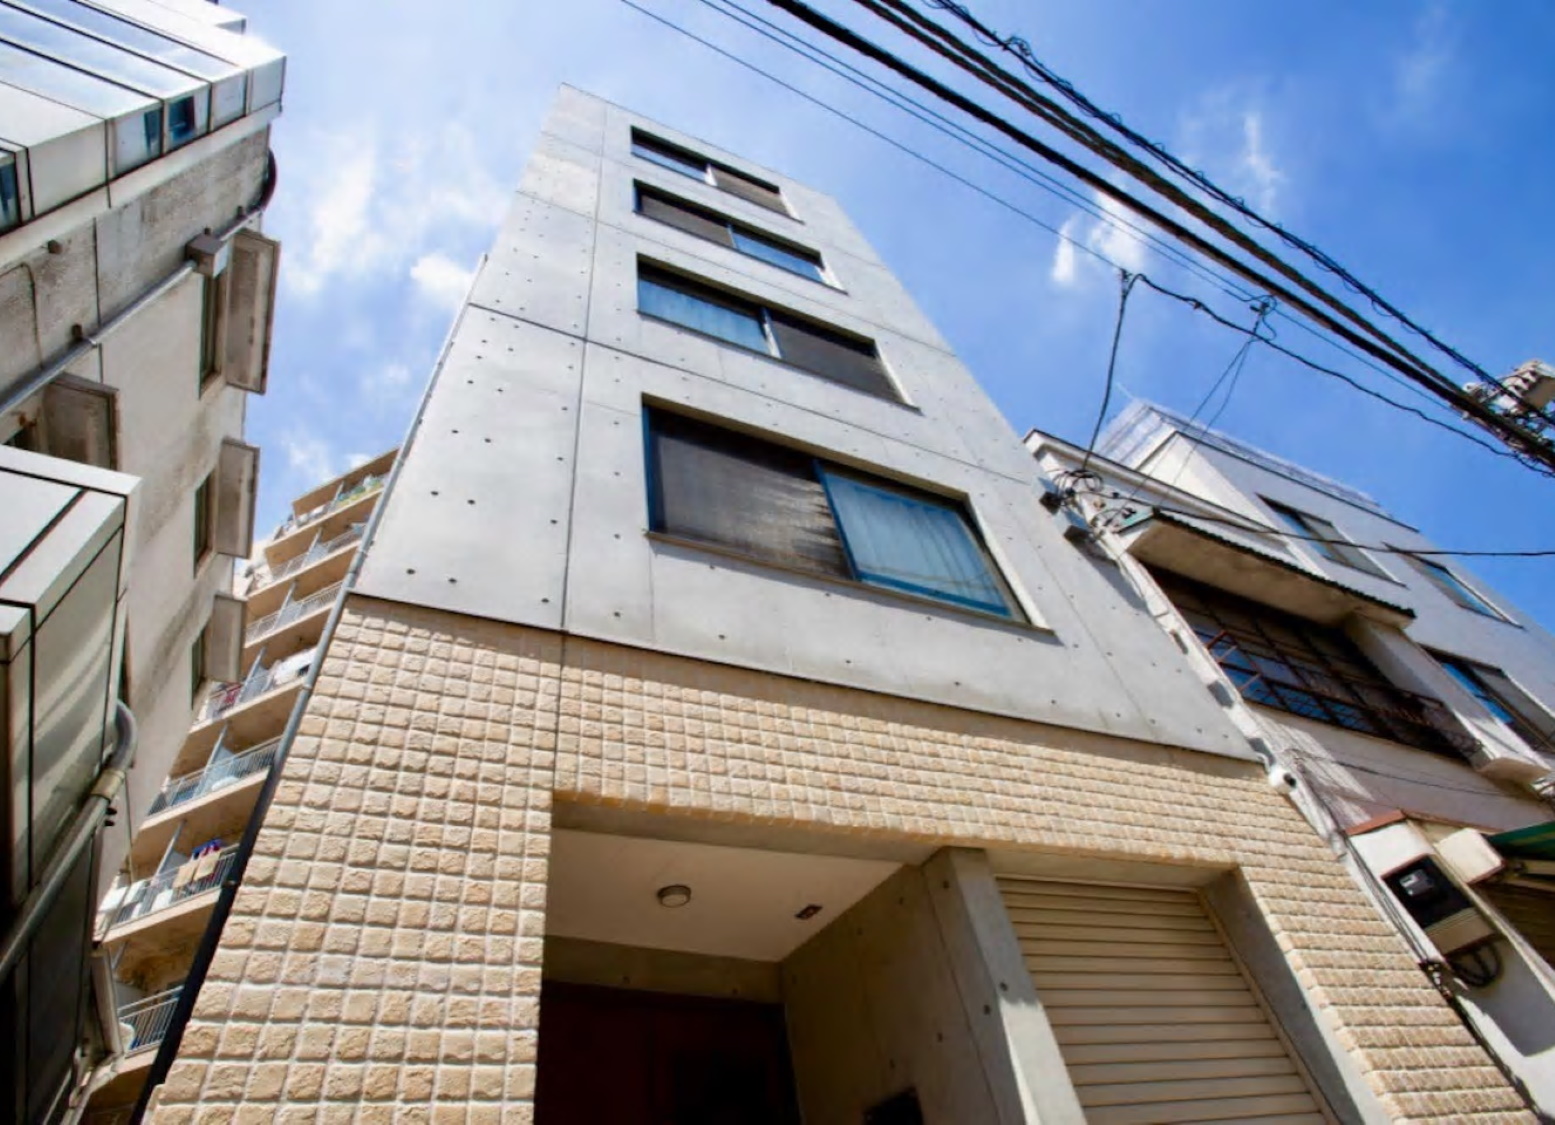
533, 981, 802, 1125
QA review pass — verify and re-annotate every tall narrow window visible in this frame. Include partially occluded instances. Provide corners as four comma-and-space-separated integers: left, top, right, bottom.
199, 274, 223, 386
189, 626, 208, 705
1433, 654, 1552, 751
0, 154, 19, 231
1263, 499, 1388, 578
1404, 553, 1504, 618
638, 263, 895, 400
192, 471, 214, 569
648, 410, 1018, 618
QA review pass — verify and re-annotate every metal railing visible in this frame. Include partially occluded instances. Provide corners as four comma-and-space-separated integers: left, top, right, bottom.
273, 475, 384, 540
199, 646, 316, 724
102, 847, 238, 932
146, 738, 281, 818
119, 986, 183, 1054
244, 581, 344, 644
250, 524, 365, 590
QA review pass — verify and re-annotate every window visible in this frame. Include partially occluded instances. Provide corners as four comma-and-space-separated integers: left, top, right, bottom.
631, 129, 786, 213
1155, 571, 1476, 758
1263, 499, 1388, 578
648, 409, 1019, 618
636, 185, 825, 282
1433, 654, 1552, 752
1404, 553, 1504, 618
193, 471, 214, 569
0, 153, 19, 231
189, 626, 207, 704
638, 264, 895, 400
199, 274, 223, 385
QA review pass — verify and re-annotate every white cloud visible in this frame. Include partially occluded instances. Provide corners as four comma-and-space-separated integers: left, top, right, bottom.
1392, 3, 1451, 123
1051, 216, 1081, 286
280, 428, 342, 485
276, 123, 506, 299
410, 252, 475, 310
1178, 92, 1287, 217
1049, 193, 1152, 290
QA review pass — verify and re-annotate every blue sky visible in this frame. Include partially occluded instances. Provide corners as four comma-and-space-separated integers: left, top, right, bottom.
242, 0, 1555, 629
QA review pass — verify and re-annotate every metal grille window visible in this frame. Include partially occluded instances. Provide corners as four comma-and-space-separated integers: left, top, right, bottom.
630, 128, 787, 213
1434, 653, 1554, 753
1263, 498, 1388, 578
1404, 553, 1505, 618
636, 185, 824, 282
638, 264, 895, 400
648, 410, 1019, 618
1155, 571, 1477, 758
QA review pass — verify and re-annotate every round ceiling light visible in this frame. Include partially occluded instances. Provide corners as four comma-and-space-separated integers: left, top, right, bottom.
656, 884, 692, 909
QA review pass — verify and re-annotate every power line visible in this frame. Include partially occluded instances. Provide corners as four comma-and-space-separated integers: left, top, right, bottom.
623, 0, 1544, 477
1139, 503, 1555, 558
921, 0, 1529, 402
1079, 270, 1137, 473
801, 0, 1555, 464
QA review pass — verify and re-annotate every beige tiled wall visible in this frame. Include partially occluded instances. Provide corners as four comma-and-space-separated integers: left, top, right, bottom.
150, 596, 1533, 1124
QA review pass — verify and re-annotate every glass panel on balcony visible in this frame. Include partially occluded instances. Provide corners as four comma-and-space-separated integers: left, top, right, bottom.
101, 846, 237, 931
146, 737, 280, 818
244, 581, 343, 644
118, 984, 182, 1053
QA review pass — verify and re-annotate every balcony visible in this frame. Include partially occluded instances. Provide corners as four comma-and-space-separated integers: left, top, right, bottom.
119, 985, 182, 1056
101, 846, 238, 936
272, 474, 385, 543
248, 523, 364, 593
244, 581, 342, 646
200, 646, 315, 727
146, 738, 280, 820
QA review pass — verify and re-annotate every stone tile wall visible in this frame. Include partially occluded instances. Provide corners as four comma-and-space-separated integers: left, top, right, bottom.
149, 595, 1533, 1123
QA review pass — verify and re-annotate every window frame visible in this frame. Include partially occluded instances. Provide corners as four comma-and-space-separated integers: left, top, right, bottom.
1261, 497, 1389, 578
1431, 652, 1552, 752
1400, 551, 1508, 620
189, 625, 208, 705
1155, 571, 1477, 759
630, 128, 790, 216
634, 183, 827, 284
644, 407, 1022, 621
636, 262, 898, 401
198, 272, 224, 387
192, 470, 215, 571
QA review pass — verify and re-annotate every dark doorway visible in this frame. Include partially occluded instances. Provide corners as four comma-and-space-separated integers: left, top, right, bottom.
535, 982, 801, 1125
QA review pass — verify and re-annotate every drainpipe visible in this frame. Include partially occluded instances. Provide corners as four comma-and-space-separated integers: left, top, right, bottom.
128, 253, 489, 1123
0, 701, 137, 982
0, 150, 277, 423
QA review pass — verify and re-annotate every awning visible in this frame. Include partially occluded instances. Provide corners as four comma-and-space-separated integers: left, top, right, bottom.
1489, 821, 1555, 864
1115, 509, 1415, 627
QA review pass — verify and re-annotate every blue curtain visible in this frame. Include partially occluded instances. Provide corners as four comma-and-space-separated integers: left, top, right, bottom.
639, 275, 770, 353
821, 470, 1010, 616
632, 141, 706, 180
731, 230, 824, 282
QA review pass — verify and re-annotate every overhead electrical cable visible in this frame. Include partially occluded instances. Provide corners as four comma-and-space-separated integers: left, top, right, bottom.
768, 0, 1555, 464
921, 0, 1529, 401
1078, 270, 1137, 473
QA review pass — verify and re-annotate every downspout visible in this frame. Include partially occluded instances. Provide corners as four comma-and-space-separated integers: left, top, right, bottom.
0, 701, 136, 981
128, 252, 487, 1123
0, 149, 277, 422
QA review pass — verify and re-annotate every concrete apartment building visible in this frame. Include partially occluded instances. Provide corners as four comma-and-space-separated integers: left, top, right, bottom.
0, 2, 283, 1121
1031, 402, 1555, 1115
87, 450, 393, 1122
140, 87, 1542, 1124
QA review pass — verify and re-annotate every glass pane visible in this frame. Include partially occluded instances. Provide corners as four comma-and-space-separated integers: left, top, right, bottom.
731, 229, 823, 281
632, 135, 706, 180
767, 312, 894, 399
0, 156, 18, 230
638, 271, 769, 353
17, 0, 239, 79
0, 5, 200, 96
638, 189, 733, 247
821, 470, 1010, 616
0, 39, 153, 117
1422, 559, 1498, 615
711, 165, 785, 212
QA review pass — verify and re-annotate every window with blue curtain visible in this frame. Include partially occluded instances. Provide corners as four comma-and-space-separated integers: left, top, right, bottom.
638, 269, 770, 353
820, 470, 1012, 615
730, 229, 824, 281
631, 131, 708, 180
636, 185, 824, 282
646, 410, 1019, 619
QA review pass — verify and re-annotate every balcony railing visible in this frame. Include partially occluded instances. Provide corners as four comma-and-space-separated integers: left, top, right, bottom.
245, 581, 343, 644
146, 738, 281, 818
102, 847, 238, 932
251, 523, 364, 589
119, 985, 183, 1054
199, 646, 313, 724
273, 475, 384, 539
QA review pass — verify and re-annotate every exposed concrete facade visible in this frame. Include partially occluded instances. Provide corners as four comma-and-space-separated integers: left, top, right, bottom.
150, 89, 1532, 1122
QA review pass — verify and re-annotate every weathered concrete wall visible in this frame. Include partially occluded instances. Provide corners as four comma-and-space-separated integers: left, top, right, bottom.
148, 595, 1532, 1123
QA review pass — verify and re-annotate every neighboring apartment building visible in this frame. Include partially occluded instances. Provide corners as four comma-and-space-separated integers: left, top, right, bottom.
85, 450, 393, 1122
0, 2, 283, 1121
1030, 400, 1555, 1115
148, 89, 1533, 1123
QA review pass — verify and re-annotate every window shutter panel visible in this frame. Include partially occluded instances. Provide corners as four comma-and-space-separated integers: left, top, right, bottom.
768, 313, 894, 400
711, 166, 786, 212
638, 191, 734, 247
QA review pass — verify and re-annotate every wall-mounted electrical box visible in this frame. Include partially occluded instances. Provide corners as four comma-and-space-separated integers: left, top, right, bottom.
1383, 856, 1496, 957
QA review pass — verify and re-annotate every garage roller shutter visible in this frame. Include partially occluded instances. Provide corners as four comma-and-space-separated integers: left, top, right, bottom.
998, 878, 1329, 1125
1482, 883, 1555, 967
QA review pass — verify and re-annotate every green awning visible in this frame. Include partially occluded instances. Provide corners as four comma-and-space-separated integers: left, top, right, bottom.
1489, 821, 1555, 861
